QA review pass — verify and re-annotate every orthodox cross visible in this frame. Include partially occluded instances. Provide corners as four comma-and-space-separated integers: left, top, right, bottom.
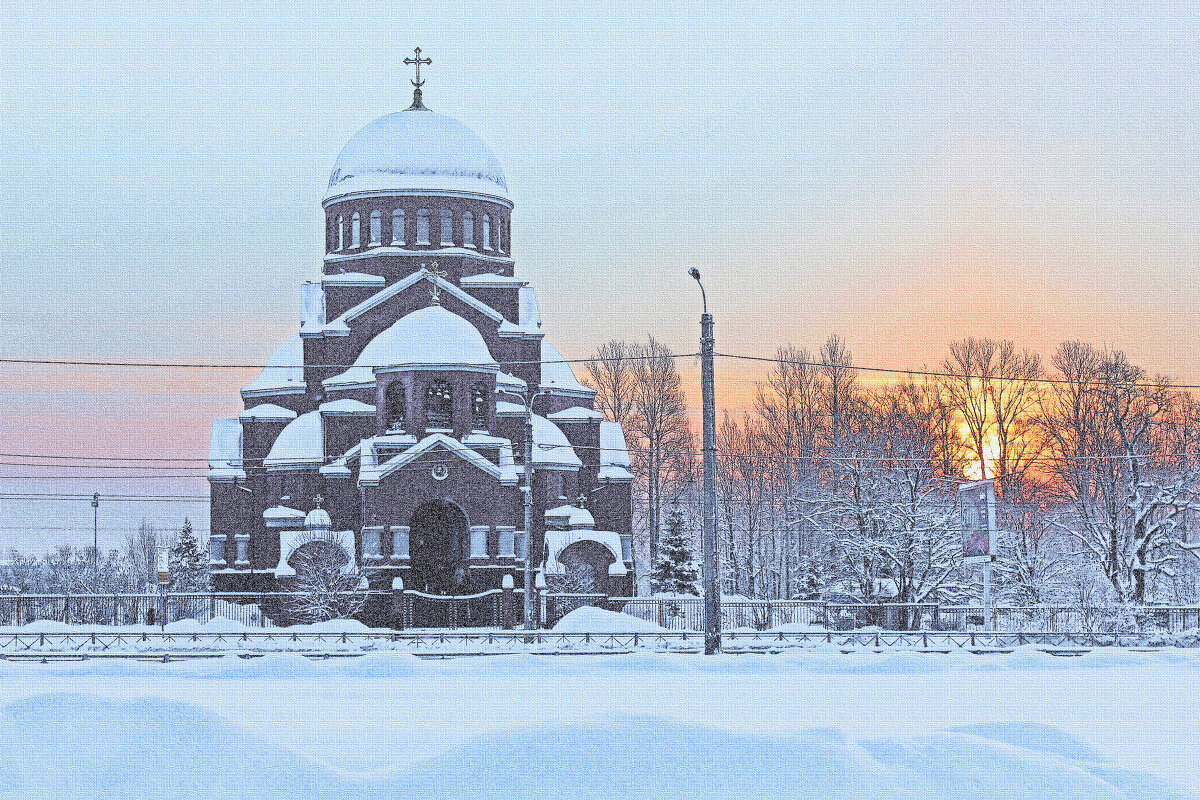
404, 47, 432, 109
313, 494, 324, 509
421, 262, 448, 305
577, 493, 588, 510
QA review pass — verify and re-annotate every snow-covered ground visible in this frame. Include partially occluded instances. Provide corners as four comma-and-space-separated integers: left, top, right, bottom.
0, 647, 1196, 798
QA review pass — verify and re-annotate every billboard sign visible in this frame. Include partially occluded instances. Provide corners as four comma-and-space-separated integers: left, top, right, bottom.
958, 479, 996, 563
157, 547, 170, 586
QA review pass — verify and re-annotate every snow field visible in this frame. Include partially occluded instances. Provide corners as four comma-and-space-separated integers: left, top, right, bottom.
0, 648, 1195, 798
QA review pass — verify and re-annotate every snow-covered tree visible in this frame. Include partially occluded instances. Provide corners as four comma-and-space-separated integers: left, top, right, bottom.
1041, 343, 1200, 603
283, 533, 369, 622
169, 518, 210, 592
649, 505, 699, 596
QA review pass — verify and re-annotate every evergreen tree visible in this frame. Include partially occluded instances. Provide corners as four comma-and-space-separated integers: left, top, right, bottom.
169, 518, 210, 592
649, 505, 699, 595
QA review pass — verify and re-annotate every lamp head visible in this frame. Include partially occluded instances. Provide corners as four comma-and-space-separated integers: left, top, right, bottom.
689, 267, 701, 281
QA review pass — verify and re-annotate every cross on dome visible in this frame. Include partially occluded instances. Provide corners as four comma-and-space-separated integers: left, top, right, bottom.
421, 262, 448, 305
404, 47, 432, 110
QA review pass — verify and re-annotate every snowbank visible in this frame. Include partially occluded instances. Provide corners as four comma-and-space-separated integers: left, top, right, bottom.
553, 606, 667, 633
0, 689, 1189, 799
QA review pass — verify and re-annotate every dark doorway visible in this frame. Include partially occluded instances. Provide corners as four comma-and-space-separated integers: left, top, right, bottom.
409, 500, 470, 595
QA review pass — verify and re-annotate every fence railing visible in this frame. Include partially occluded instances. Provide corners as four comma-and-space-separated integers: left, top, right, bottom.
5, 591, 1200, 633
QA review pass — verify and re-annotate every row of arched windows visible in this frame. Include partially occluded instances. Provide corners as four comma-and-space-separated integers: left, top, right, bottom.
383, 381, 490, 433
333, 207, 509, 253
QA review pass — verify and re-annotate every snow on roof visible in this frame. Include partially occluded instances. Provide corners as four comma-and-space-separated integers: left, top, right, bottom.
461, 432, 509, 447
238, 403, 298, 421
540, 340, 595, 398
531, 414, 582, 469
264, 412, 324, 469
319, 399, 376, 415
318, 269, 504, 337
322, 366, 376, 391
599, 422, 631, 467
263, 505, 306, 528
324, 109, 510, 205
326, 246, 513, 266
497, 372, 526, 392
358, 433, 514, 487
321, 272, 387, 287
345, 306, 497, 377
301, 282, 326, 331
518, 287, 541, 332
460, 273, 524, 288
544, 505, 595, 530
496, 400, 526, 417
548, 406, 604, 423
544, 530, 626, 576
241, 334, 305, 397
599, 421, 634, 483
207, 419, 245, 481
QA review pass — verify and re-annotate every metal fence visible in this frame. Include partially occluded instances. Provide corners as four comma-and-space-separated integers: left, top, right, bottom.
5, 591, 1200, 633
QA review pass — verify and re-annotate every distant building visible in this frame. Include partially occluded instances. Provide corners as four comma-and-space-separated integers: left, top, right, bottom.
207, 68, 635, 619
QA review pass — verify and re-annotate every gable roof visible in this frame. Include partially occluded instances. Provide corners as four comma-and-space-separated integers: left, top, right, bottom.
358, 433, 517, 487
313, 270, 505, 340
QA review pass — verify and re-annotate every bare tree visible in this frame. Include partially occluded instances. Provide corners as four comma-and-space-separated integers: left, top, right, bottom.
754, 345, 823, 595
584, 340, 638, 428
629, 336, 693, 567
942, 337, 1045, 487
126, 522, 161, 591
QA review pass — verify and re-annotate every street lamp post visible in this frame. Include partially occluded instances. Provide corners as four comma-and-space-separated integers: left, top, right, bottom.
499, 386, 547, 629
689, 268, 721, 655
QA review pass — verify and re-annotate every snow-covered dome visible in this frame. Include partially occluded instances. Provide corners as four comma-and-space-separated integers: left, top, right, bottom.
264, 411, 324, 469
324, 108, 509, 204
242, 334, 305, 398
353, 306, 498, 373
305, 507, 332, 531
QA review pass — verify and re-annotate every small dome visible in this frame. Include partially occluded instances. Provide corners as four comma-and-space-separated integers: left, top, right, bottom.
242, 334, 305, 397
354, 306, 498, 372
324, 109, 509, 204
305, 507, 332, 530
263, 412, 324, 468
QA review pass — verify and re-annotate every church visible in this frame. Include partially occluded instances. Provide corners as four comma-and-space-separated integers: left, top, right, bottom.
207, 52, 635, 620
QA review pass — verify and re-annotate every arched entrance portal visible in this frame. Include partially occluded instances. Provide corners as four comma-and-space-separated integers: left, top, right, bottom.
409, 500, 470, 594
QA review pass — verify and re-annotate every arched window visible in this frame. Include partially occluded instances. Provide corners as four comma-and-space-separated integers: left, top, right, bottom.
440, 209, 453, 246
462, 211, 475, 248
369, 210, 381, 246
336, 216, 344, 251
351, 212, 361, 248
416, 209, 430, 245
426, 381, 452, 429
482, 214, 492, 251
471, 383, 488, 430
391, 208, 405, 245
385, 382, 406, 433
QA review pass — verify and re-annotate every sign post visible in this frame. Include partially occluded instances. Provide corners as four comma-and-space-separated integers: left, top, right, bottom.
958, 479, 997, 632
157, 547, 170, 631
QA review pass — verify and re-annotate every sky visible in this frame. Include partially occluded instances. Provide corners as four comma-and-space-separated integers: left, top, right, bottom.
1, 1, 1198, 551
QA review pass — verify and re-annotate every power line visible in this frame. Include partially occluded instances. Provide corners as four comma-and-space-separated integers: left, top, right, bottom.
1, 347, 1194, 391
0, 352, 698, 370
714, 351, 1200, 390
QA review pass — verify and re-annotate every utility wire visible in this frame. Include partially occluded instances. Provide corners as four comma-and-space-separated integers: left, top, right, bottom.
0, 352, 697, 369
1, 348, 1196, 390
